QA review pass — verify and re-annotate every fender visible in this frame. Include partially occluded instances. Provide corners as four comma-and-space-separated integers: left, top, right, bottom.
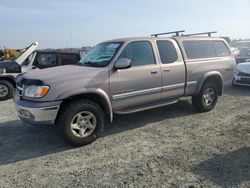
195, 71, 223, 95
59, 88, 113, 122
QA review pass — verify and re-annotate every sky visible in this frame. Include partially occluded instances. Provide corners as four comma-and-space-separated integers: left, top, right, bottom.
0, 0, 250, 49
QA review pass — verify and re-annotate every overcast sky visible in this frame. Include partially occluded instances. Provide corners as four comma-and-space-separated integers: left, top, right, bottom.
0, 0, 250, 49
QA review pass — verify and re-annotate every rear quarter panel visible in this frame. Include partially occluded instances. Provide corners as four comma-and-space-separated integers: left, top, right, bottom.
185, 57, 235, 95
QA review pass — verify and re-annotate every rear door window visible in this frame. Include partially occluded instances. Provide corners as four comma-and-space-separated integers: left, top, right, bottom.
156, 40, 178, 64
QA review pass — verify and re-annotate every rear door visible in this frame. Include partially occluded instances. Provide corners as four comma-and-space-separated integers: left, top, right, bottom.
156, 39, 186, 99
110, 41, 162, 111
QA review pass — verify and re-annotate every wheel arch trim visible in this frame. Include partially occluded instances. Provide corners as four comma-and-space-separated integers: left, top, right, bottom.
0, 75, 16, 88
196, 71, 223, 95
58, 89, 113, 122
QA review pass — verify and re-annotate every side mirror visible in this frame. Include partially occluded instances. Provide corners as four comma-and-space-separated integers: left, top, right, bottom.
114, 58, 131, 70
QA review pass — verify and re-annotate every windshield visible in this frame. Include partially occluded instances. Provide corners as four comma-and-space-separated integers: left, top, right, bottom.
79, 42, 122, 67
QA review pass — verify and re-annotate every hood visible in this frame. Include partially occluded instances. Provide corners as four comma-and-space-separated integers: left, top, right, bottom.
22, 65, 108, 83
236, 62, 250, 74
15, 42, 39, 65
19, 64, 110, 102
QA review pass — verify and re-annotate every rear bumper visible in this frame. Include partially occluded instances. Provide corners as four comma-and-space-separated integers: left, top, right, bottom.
14, 95, 62, 125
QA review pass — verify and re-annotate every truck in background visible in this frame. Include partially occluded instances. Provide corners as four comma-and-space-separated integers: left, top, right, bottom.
0, 42, 81, 101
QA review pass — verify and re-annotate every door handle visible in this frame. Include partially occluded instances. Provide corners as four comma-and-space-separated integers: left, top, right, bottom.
164, 68, 171, 72
151, 70, 158, 74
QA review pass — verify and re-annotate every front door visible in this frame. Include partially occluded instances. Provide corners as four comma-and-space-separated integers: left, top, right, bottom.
110, 41, 162, 111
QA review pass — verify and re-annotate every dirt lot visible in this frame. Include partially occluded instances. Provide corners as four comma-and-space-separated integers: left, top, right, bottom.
0, 86, 249, 188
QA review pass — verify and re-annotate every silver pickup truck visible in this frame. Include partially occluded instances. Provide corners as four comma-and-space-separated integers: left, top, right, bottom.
14, 36, 236, 146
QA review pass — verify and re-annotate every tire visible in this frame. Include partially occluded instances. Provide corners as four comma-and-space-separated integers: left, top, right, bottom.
192, 81, 219, 112
0, 80, 14, 101
57, 99, 105, 146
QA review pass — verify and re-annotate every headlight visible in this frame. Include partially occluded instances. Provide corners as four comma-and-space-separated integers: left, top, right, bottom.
234, 68, 239, 75
24, 85, 50, 98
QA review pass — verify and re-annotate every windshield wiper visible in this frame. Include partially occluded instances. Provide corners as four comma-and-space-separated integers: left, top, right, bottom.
82, 61, 102, 67
84, 61, 95, 65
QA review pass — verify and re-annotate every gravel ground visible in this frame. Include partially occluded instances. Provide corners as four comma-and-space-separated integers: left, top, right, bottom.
0, 86, 249, 188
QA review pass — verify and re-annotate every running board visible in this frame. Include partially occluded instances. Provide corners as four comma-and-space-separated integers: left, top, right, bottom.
115, 100, 179, 114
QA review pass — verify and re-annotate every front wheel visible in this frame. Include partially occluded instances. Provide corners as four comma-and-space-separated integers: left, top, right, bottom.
192, 81, 219, 112
0, 80, 14, 101
57, 99, 105, 146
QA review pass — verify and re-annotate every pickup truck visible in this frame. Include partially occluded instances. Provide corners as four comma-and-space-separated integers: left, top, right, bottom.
14, 36, 236, 146
0, 42, 80, 101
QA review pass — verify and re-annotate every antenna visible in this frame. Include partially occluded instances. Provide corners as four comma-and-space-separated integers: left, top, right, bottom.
151, 30, 185, 37
182, 31, 218, 37
70, 30, 73, 50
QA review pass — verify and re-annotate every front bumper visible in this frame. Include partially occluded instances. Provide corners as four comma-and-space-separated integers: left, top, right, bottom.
14, 95, 62, 125
233, 75, 250, 86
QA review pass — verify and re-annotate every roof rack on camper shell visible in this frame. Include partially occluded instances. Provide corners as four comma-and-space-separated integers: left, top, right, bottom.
151, 30, 218, 37
151, 30, 185, 37
182, 31, 218, 37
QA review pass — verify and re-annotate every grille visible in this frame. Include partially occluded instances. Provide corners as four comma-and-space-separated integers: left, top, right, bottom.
16, 83, 24, 96
235, 77, 250, 85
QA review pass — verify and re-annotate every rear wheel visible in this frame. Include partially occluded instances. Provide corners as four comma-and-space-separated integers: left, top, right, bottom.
57, 99, 105, 146
0, 80, 14, 101
192, 81, 219, 112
